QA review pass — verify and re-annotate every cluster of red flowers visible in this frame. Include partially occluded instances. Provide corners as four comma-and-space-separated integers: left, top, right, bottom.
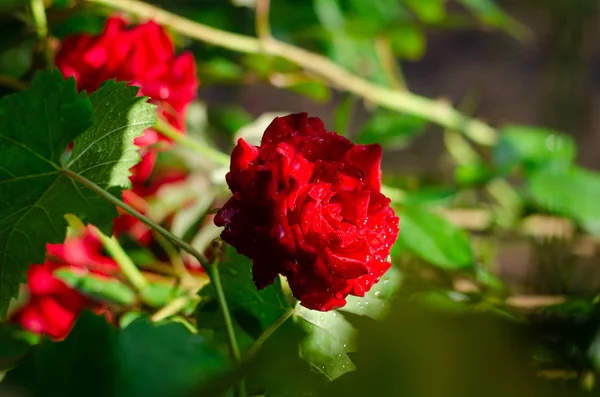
12, 14, 400, 338
10, 16, 199, 338
56, 15, 198, 243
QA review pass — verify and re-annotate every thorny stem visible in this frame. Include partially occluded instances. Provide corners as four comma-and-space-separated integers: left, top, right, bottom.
86, 0, 498, 146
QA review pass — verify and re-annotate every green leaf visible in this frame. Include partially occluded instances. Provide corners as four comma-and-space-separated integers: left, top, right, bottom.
340, 266, 402, 319
208, 106, 254, 138
0, 324, 35, 370
493, 126, 576, 172
2, 312, 228, 397
116, 317, 228, 396
67, 80, 155, 187
404, 0, 445, 23
398, 205, 473, 269
403, 188, 457, 207
455, 161, 497, 186
53, 11, 106, 38
458, 0, 507, 27
527, 165, 600, 236
293, 268, 401, 381
0, 71, 155, 318
389, 25, 426, 60
198, 57, 245, 81
333, 94, 356, 137
287, 81, 331, 103
54, 268, 136, 306
358, 110, 427, 149
293, 306, 357, 380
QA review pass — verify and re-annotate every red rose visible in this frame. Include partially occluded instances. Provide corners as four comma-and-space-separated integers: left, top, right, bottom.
56, 16, 197, 116
56, 16, 198, 243
55, 15, 198, 172
214, 113, 399, 311
10, 227, 119, 339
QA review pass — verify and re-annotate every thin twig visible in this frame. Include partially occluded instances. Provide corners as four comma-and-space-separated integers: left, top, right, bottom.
255, 0, 271, 41
30, 0, 54, 69
245, 309, 294, 362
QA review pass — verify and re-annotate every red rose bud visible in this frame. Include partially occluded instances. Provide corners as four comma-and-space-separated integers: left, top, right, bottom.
10, 227, 119, 339
215, 113, 399, 311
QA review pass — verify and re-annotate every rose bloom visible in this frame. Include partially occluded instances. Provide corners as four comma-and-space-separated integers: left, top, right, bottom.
215, 113, 399, 311
55, 16, 199, 239
10, 227, 119, 339
55, 16, 197, 180
55, 16, 197, 128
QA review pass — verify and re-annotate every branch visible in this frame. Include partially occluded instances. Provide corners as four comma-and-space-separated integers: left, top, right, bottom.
86, 0, 497, 146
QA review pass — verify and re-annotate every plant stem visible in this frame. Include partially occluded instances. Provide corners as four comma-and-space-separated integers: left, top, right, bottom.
204, 256, 246, 397
151, 295, 192, 322
255, 0, 271, 41
153, 119, 230, 167
30, 0, 53, 69
95, 227, 150, 292
63, 169, 210, 266
63, 169, 244, 393
0, 75, 27, 91
245, 309, 294, 362
204, 261, 242, 362
86, 0, 497, 146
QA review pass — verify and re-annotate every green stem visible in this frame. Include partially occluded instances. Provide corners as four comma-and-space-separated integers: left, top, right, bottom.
63, 169, 210, 266
245, 309, 294, 361
205, 261, 242, 362
153, 119, 230, 167
63, 169, 243, 391
66, 167, 242, 360
95, 227, 149, 292
151, 296, 193, 322
30, 0, 53, 69
205, 256, 246, 397
255, 0, 272, 41
86, 0, 497, 146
